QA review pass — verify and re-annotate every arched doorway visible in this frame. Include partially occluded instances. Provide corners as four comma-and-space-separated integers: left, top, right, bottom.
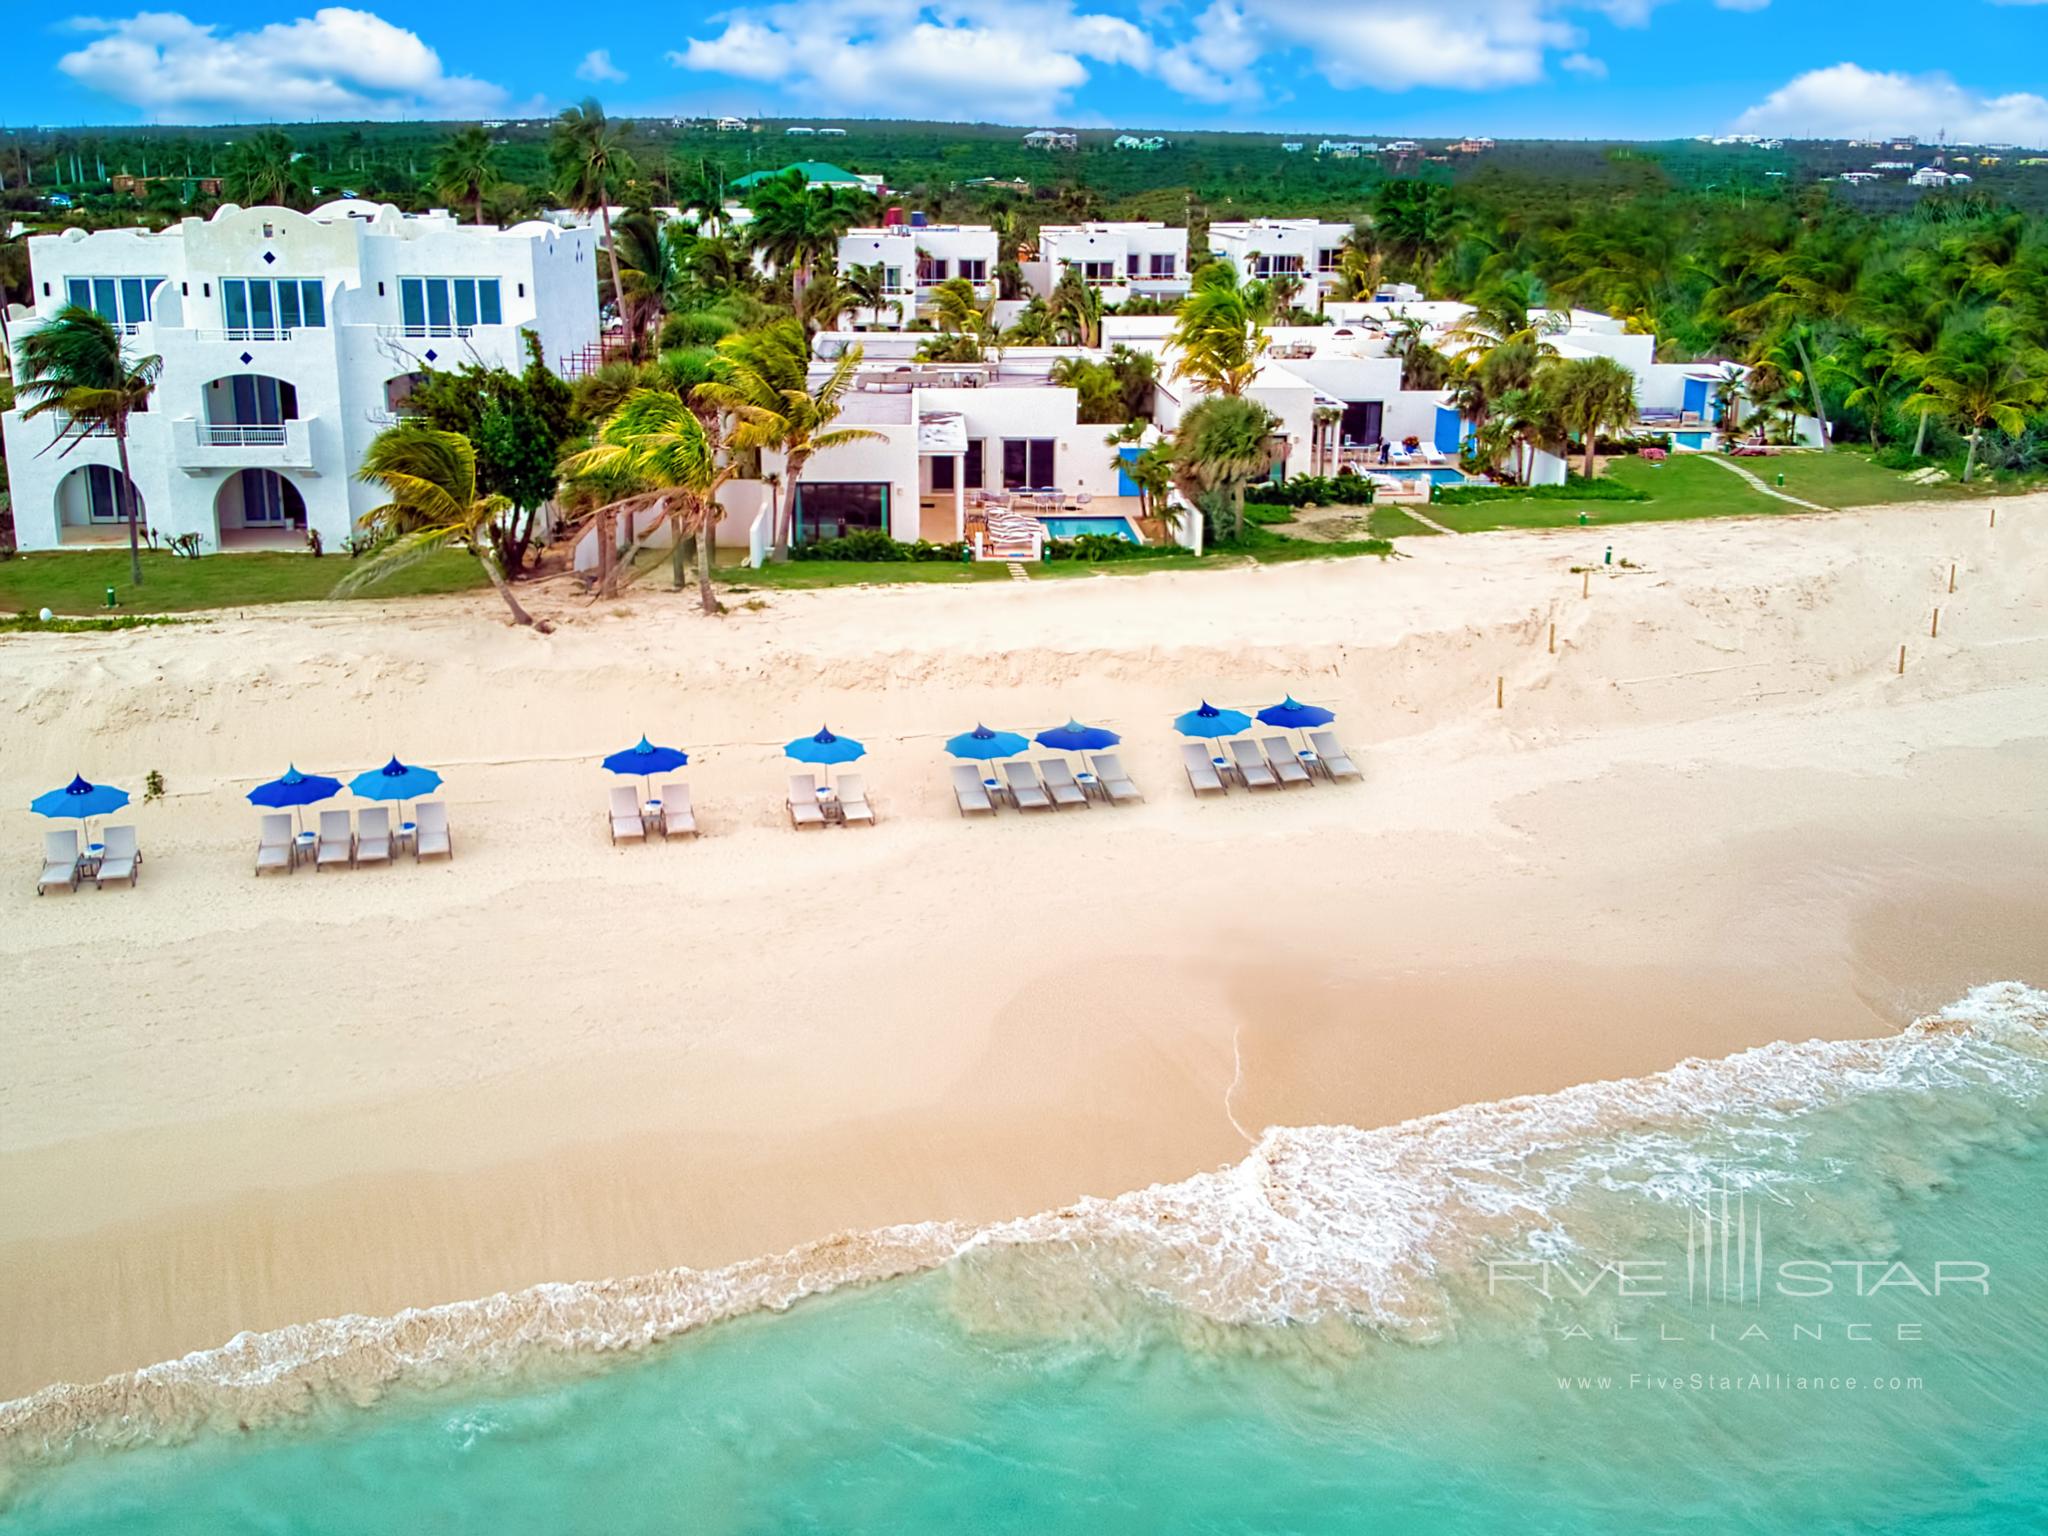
215, 469, 307, 549
384, 371, 429, 415
54, 463, 147, 546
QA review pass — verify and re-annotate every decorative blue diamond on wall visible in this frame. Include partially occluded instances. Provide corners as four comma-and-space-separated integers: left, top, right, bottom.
239, 351, 254, 365
262, 251, 276, 265
424, 349, 438, 362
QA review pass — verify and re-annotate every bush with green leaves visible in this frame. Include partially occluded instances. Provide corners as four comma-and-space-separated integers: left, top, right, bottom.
1250, 471, 1379, 507
1431, 475, 1649, 506
1043, 532, 1157, 562
790, 533, 968, 562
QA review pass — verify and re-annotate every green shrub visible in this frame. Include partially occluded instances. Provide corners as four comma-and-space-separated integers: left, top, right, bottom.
1432, 475, 1649, 506
1242, 502, 1297, 525
1253, 471, 1378, 507
791, 533, 967, 563
1044, 532, 1155, 562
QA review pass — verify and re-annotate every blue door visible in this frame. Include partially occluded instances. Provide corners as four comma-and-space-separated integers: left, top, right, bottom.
1683, 375, 1710, 419
1117, 445, 1140, 497
1434, 405, 1462, 456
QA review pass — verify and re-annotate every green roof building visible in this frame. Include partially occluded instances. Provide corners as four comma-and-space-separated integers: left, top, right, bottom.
730, 162, 869, 190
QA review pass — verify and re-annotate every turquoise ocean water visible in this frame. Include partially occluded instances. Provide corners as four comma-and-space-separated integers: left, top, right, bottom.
5, 984, 2046, 1533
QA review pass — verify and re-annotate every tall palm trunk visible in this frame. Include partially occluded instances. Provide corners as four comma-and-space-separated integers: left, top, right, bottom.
597, 507, 616, 595
695, 508, 718, 615
1913, 410, 1930, 457
1962, 427, 1980, 485
1793, 334, 1831, 452
668, 505, 688, 590
480, 550, 536, 626
114, 418, 143, 586
474, 189, 484, 227
597, 202, 625, 352
774, 454, 806, 562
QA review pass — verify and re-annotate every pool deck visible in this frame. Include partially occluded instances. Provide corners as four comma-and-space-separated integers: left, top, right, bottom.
917, 495, 1146, 543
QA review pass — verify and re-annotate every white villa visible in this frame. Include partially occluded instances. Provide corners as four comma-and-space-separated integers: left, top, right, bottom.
1, 202, 599, 554
836, 221, 999, 328
1024, 222, 1189, 306
1206, 219, 1359, 309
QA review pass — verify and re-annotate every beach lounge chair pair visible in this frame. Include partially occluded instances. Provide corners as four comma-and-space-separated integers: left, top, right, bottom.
1232, 738, 1313, 789
613, 783, 697, 841
787, 773, 873, 829
313, 808, 386, 868
40, 827, 141, 892
1087, 753, 1141, 804
1181, 735, 1361, 796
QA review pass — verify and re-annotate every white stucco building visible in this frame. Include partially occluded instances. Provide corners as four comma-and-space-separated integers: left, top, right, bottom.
1024, 222, 1190, 306
2, 201, 599, 554
1206, 219, 1359, 308
836, 222, 1000, 328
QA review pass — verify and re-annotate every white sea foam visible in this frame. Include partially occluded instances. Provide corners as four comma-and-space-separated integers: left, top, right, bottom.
3, 983, 2043, 1469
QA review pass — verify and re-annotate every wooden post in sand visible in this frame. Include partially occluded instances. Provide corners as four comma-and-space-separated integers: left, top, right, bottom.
1582, 570, 1590, 599
1496, 675, 1504, 709
1931, 608, 1941, 638
1949, 563, 1957, 593
1990, 505, 1997, 529
1548, 622, 1556, 655
1898, 645, 1907, 676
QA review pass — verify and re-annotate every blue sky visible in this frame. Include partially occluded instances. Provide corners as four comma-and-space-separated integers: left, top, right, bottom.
11, 3, 2048, 145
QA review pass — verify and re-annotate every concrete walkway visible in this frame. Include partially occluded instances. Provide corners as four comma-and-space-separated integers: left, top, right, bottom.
1697, 453, 1829, 511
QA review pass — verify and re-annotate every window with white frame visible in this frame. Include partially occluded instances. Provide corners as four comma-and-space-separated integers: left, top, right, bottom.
1316, 247, 1343, 273
398, 276, 503, 335
1148, 252, 1177, 278
65, 276, 165, 329
219, 277, 326, 338
956, 258, 988, 283
1255, 254, 1305, 277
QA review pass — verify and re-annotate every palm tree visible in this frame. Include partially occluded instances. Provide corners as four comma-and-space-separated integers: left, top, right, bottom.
610, 209, 677, 360
1327, 225, 1384, 303
922, 277, 996, 360
1168, 261, 1268, 398
693, 319, 882, 560
1172, 395, 1278, 541
551, 100, 635, 345
343, 424, 536, 626
1002, 295, 1057, 345
562, 388, 730, 613
1549, 355, 1638, 477
223, 129, 310, 210
674, 158, 730, 232
748, 170, 870, 320
432, 126, 497, 226
842, 262, 888, 328
1372, 179, 1462, 279
1904, 337, 2044, 483
1048, 265, 1104, 347
13, 305, 161, 585
1733, 237, 1866, 453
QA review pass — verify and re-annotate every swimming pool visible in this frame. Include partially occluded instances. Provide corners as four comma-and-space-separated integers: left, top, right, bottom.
1040, 515, 1142, 543
1672, 430, 1712, 450
1373, 467, 1487, 486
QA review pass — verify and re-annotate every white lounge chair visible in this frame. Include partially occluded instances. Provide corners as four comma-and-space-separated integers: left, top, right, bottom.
37, 830, 80, 895
315, 809, 354, 870
96, 824, 141, 887
1309, 730, 1361, 781
1230, 739, 1279, 789
1038, 758, 1089, 808
1262, 737, 1313, 787
658, 781, 697, 839
414, 800, 452, 859
1180, 743, 1226, 797
255, 813, 293, 875
609, 785, 647, 843
355, 807, 392, 864
1088, 752, 1141, 803
1004, 760, 1053, 811
787, 774, 826, 829
951, 765, 996, 816
836, 773, 875, 826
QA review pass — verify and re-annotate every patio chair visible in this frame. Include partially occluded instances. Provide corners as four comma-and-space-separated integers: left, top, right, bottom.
413, 801, 452, 859
609, 785, 647, 843
947, 765, 991, 816
315, 810, 354, 870
96, 824, 141, 887
1261, 737, 1313, 787
1003, 760, 1053, 811
787, 774, 826, 829
658, 781, 698, 839
1180, 743, 1226, 797
255, 814, 294, 876
1229, 739, 1279, 790
37, 830, 80, 895
1309, 731, 1361, 781
836, 773, 875, 826
1038, 758, 1089, 808
356, 807, 393, 864
1087, 752, 1141, 804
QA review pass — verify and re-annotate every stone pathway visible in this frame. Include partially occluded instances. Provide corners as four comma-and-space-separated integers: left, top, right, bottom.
1006, 562, 1030, 582
1697, 453, 1829, 511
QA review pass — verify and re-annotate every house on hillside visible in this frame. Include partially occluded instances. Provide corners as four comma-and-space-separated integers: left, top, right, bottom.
0, 201, 599, 555
1023, 130, 1079, 150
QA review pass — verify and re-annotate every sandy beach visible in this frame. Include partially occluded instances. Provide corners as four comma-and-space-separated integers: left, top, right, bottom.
4, 497, 2046, 1404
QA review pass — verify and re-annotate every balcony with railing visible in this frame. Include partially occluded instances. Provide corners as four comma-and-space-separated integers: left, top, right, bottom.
172, 416, 317, 472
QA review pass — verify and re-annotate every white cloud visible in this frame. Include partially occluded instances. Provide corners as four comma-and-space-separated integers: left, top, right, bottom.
673, 1, 1152, 119
1157, 2, 1263, 105
576, 49, 626, 84
1560, 52, 1607, 77
1250, 0, 1580, 92
1714, 0, 1770, 10
1736, 63, 2048, 145
58, 8, 513, 121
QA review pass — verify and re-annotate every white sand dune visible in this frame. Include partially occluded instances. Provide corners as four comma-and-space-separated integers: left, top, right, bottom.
3, 497, 2045, 1404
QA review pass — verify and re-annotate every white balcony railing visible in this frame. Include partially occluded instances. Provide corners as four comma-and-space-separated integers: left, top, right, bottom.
192, 327, 302, 343
173, 416, 316, 472
383, 323, 477, 340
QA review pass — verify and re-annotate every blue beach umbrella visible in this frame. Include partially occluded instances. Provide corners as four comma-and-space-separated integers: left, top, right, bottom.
31, 774, 130, 822
1172, 701, 1252, 740
945, 724, 1029, 765
1034, 719, 1121, 754
785, 726, 867, 767
246, 765, 343, 834
350, 756, 443, 828
1257, 695, 1335, 733
602, 735, 690, 800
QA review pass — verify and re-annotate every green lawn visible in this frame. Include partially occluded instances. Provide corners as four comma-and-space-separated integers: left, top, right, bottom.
715, 558, 1018, 589
1758, 450, 2010, 509
0, 549, 488, 616
1366, 506, 1444, 539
